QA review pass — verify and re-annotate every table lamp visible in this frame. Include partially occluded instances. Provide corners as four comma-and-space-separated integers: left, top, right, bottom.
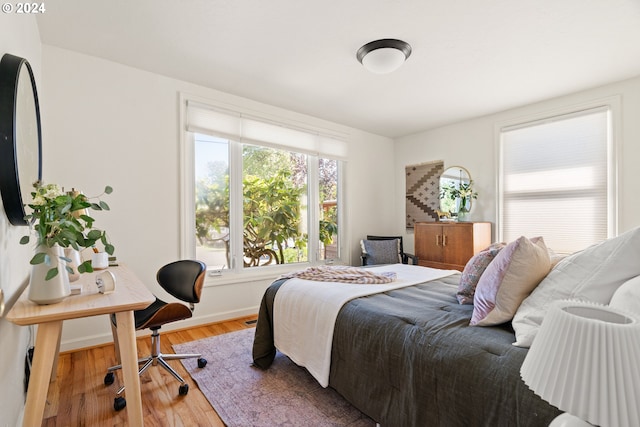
520, 300, 640, 427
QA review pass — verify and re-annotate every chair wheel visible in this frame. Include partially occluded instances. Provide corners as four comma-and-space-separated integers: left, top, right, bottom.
178, 383, 189, 396
104, 372, 115, 386
197, 358, 207, 368
114, 396, 126, 411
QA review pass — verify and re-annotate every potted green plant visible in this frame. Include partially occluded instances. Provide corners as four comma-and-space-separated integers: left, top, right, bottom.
439, 180, 478, 221
19, 181, 115, 304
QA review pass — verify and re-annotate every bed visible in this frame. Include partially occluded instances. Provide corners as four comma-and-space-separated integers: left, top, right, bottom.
252, 265, 562, 427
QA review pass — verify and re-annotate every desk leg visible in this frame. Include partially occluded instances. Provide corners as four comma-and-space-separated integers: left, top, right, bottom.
50, 332, 62, 383
114, 310, 144, 427
23, 321, 62, 427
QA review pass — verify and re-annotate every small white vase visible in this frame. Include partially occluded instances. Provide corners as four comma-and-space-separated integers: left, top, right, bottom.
28, 245, 71, 305
64, 247, 82, 282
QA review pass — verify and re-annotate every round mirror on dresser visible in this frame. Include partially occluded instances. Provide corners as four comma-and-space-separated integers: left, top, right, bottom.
0, 53, 42, 225
439, 166, 472, 220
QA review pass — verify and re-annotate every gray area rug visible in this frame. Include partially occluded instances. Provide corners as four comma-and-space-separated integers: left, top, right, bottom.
173, 328, 375, 427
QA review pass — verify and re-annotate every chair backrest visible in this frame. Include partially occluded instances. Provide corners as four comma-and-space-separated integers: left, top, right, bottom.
366, 235, 404, 255
156, 260, 206, 304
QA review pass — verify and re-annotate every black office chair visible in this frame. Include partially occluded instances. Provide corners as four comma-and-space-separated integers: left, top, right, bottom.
361, 235, 418, 266
104, 260, 208, 411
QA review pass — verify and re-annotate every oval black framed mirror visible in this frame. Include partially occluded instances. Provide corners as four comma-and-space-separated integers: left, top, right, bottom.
0, 53, 42, 226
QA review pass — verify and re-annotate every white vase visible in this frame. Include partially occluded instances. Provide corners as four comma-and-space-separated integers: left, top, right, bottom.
64, 247, 82, 282
28, 245, 71, 305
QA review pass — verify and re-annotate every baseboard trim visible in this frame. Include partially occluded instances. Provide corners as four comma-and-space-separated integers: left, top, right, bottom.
59, 306, 259, 353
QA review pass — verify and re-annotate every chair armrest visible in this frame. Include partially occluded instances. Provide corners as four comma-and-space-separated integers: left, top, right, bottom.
361, 254, 370, 266
402, 252, 419, 265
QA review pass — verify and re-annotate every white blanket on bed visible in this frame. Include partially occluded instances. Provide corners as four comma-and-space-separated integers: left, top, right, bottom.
273, 263, 457, 387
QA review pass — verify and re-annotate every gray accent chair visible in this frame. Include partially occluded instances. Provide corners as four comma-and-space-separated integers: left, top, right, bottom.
361, 235, 418, 266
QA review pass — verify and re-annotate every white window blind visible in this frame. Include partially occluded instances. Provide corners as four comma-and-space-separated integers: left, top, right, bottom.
186, 100, 348, 160
499, 107, 610, 253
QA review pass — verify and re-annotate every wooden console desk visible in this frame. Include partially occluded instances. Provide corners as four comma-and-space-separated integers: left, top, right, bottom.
6, 265, 155, 427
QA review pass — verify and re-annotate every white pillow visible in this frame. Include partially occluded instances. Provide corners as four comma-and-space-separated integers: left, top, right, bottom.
512, 226, 640, 348
609, 275, 640, 320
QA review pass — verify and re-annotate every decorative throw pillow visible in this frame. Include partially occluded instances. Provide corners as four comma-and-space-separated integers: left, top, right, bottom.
547, 247, 568, 269
470, 236, 551, 326
360, 239, 401, 265
609, 275, 640, 320
457, 242, 506, 304
512, 226, 640, 348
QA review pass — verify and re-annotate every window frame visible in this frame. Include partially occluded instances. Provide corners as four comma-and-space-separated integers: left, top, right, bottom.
495, 96, 620, 251
179, 94, 346, 286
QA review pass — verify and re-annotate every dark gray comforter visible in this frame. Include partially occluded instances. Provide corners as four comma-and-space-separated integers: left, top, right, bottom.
252, 274, 561, 427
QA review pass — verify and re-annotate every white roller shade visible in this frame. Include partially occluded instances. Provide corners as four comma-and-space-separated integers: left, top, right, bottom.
186, 100, 348, 159
500, 107, 610, 253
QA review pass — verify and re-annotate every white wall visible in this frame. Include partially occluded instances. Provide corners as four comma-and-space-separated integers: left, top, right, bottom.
40, 45, 396, 351
395, 75, 640, 253
0, 13, 42, 427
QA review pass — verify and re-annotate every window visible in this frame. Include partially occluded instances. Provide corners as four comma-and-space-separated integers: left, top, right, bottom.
241, 144, 309, 267
183, 98, 345, 276
194, 134, 230, 270
498, 105, 616, 253
318, 158, 339, 261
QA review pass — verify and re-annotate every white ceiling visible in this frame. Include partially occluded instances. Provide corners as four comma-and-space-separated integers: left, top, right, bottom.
36, 0, 640, 138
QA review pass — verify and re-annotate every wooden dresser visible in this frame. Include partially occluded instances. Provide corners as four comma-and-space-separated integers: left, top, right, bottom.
414, 221, 492, 271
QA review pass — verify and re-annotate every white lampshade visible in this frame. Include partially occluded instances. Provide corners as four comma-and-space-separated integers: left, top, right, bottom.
356, 39, 411, 74
520, 300, 640, 427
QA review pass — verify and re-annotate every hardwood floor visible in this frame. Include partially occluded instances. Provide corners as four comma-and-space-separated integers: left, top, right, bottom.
40, 315, 258, 427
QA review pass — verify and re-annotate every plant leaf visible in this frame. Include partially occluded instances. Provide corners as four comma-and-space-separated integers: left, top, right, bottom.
45, 267, 59, 280
80, 214, 95, 223
99, 201, 110, 211
30, 252, 47, 265
59, 229, 77, 242
87, 229, 102, 240
105, 243, 115, 255
20, 236, 30, 245
78, 260, 93, 274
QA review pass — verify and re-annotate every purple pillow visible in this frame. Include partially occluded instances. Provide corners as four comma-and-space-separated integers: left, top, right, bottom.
471, 236, 551, 326
457, 243, 506, 304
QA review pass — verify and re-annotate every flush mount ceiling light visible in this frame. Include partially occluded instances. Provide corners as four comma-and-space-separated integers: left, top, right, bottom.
356, 39, 412, 74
